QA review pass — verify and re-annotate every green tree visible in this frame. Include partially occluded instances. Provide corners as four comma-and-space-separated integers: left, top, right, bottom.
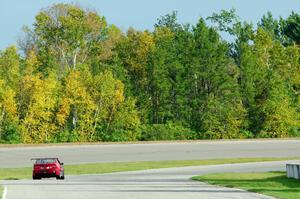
146, 12, 193, 126
189, 19, 246, 138
149, 26, 175, 124
281, 12, 300, 45
30, 4, 107, 75
116, 29, 154, 122
258, 12, 281, 39
239, 28, 299, 137
0, 46, 20, 89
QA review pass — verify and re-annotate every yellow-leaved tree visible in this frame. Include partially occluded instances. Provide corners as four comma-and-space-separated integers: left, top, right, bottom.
20, 51, 59, 143
57, 70, 96, 142
90, 70, 140, 141
0, 46, 21, 143
0, 81, 19, 142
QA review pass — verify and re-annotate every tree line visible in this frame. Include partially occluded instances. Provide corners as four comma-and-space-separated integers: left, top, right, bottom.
0, 4, 299, 143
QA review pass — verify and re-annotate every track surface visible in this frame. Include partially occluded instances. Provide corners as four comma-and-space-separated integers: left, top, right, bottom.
2, 160, 296, 199
1, 140, 300, 168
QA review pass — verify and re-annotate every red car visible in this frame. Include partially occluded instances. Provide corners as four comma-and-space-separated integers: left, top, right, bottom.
31, 158, 65, 180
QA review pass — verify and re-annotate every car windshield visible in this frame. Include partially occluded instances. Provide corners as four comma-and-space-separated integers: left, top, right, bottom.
35, 159, 56, 164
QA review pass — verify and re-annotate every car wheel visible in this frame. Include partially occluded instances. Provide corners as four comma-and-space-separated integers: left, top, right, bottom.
57, 171, 64, 180
60, 171, 65, 180
33, 176, 41, 180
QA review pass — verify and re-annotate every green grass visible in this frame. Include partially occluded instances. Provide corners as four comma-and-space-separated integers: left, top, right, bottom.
0, 186, 2, 197
0, 157, 299, 180
192, 171, 300, 199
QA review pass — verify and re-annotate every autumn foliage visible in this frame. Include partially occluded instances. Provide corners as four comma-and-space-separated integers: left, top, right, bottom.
0, 5, 299, 143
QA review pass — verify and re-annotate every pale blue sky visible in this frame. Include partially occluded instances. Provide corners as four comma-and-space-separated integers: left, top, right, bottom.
1, 0, 300, 50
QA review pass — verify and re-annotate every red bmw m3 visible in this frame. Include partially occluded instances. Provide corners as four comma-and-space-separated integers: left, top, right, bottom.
31, 158, 65, 180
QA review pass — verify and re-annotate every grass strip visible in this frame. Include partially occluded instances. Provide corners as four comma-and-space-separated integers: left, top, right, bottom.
0, 186, 3, 198
0, 157, 299, 180
192, 171, 300, 199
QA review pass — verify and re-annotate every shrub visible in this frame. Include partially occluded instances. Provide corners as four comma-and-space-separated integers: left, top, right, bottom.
140, 122, 196, 141
1, 123, 21, 144
97, 129, 141, 142
200, 129, 254, 139
239, 130, 254, 138
288, 127, 300, 137
52, 130, 80, 143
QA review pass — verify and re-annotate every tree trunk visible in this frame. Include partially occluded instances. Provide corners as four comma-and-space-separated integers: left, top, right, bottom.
72, 105, 78, 129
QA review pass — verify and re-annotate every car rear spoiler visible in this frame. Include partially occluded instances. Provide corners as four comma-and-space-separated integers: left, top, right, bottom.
31, 158, 59, 160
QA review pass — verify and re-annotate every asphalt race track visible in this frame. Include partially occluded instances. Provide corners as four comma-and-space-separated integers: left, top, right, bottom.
0, 139, 300, 168
1, 140, 300, 199
1, 160, 295, 199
